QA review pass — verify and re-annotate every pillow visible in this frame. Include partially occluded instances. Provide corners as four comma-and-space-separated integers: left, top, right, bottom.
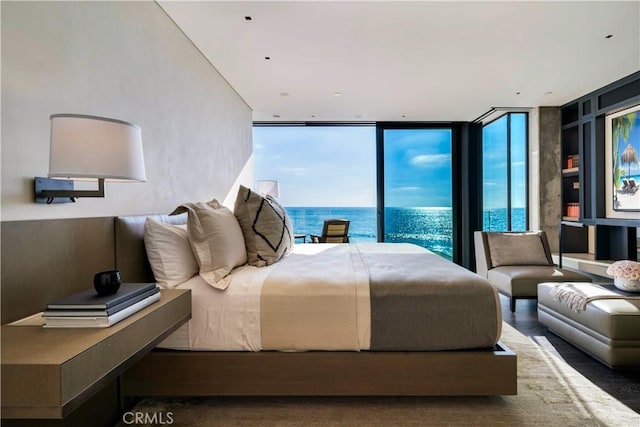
234, 185, 294, 266
143, 218, 198, 289
171, 199, 247, 289
486, 233, 552, 267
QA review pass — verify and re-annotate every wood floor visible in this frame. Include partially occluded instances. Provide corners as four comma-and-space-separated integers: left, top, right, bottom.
501, 295, 640, 414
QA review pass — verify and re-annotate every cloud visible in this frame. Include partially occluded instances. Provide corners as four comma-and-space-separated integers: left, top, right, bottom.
282, 167, 306, 176
393, 186, 421, 192
410, 154, 450, 167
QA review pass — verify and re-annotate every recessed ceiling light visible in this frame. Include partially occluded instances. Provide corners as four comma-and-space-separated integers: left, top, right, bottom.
265, 56, 271, 60
311, 115, 316, 118
544, 91, 553, 95
272, 114, 280, 118
516, 92, 521, 95
280, 92, 289, 97
334, 92, 342, 97
402, 115, 406, 118
244, 16, 252, 21
605, 34, 613, 39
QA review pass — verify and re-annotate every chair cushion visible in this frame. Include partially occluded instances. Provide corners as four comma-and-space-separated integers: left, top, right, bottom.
486, 233, 552, 267
488, 266, 591, 297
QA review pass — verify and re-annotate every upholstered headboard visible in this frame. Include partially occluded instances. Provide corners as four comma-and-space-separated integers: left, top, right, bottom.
114, 213, 187, 283
1, 217, 115, 324
0, 214, 187, 324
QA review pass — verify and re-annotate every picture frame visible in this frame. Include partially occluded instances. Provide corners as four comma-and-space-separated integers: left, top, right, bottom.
605, 103, 640, 218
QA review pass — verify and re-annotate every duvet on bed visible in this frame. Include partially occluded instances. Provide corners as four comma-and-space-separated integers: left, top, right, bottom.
157, 243, 501, 352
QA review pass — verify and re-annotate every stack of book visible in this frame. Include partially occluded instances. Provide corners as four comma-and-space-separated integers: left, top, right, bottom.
43, 283, 159, 328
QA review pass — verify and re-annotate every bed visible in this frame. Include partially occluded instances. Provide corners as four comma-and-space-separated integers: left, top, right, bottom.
116, 209, 517, 397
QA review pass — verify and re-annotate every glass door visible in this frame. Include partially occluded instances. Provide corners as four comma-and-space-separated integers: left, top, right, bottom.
380, 128, 453, 259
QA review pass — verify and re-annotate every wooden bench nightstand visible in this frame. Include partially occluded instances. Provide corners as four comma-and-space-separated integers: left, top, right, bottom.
1, 288, 191, 420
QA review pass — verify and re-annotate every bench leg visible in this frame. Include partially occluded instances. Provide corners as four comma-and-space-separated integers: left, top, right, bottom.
510, 297, 516, 313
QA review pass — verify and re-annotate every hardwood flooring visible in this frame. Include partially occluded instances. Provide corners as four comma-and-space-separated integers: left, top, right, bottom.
500, 295, 640, 414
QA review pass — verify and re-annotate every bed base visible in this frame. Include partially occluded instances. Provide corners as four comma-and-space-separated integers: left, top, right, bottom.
122, 342, 517, 396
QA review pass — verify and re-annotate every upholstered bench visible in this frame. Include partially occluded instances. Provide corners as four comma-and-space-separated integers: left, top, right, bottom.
538, 282, 640, 368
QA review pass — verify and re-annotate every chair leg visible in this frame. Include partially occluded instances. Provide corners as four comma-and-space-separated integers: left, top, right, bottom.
510, 297, 516, 313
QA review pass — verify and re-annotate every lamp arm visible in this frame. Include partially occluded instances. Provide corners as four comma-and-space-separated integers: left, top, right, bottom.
39, 178, 105, 204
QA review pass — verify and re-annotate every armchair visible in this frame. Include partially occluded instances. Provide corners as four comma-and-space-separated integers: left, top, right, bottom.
474, 231, 592, 312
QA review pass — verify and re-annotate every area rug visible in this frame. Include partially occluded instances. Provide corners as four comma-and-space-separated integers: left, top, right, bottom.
118, 323, 640, 426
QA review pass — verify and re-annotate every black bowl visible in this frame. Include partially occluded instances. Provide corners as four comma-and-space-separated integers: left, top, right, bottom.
93, 270, 121, 296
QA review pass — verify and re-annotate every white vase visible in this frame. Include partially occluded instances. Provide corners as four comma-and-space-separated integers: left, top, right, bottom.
614, 276, 640, 292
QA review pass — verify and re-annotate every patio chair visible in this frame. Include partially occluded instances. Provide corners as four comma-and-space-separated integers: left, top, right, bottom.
310, 219, 350, 243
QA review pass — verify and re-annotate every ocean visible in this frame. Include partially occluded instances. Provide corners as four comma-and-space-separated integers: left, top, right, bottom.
286, 207, 526, 260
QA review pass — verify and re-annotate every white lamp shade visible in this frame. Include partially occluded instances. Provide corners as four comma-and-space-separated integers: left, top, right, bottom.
48, 114, 147, 181
257, 180, 279, 198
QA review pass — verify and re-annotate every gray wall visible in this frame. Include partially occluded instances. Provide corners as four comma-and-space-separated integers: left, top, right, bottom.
537, 107, 562, 252
1, 1, 253, 221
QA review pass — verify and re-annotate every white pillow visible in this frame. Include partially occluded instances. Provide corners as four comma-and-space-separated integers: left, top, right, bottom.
171, 200, 248, 289
143, 218, 198, 289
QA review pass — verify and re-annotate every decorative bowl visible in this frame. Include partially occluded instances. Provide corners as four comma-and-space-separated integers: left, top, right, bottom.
614, 276, 640, 293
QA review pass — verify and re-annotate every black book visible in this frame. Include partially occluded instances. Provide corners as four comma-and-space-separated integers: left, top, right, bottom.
47, 283, 157, 310
43, 292, 161, 328
44, 287, 159, 317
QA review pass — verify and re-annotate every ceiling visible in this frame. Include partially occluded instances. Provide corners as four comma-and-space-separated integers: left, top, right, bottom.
159, 1, 640, 123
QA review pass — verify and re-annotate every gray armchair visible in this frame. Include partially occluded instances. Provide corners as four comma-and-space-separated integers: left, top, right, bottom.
474, 231, 592, 312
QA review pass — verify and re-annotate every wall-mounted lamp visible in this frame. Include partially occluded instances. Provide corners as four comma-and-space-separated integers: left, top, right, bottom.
256, 180, 279, 198
35, 114, 146, 204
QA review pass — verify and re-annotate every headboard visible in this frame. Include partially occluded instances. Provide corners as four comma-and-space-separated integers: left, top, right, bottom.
0, 213, 187, 324
1, 217, 115, 324
114, 213, 187, 283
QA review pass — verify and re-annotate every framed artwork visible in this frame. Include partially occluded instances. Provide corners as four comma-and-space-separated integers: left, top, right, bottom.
605, 104, 640, 218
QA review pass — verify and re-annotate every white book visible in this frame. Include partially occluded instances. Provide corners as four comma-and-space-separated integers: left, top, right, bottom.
43, 292, 161, 328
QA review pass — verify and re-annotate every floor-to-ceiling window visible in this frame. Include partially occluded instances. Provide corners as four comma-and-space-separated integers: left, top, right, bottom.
254, 123, 467, 263
381, 128, 453, 259
253, 125, 377, 242
482, 113, 528, 231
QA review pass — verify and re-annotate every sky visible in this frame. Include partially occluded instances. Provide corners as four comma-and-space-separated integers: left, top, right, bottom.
254, 121, 526, 208
482, 114, 527, 209
253, 126, 377, 207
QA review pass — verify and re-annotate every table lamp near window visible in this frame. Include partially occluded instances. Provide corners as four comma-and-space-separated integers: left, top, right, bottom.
35, 114, 146, 203
256, 180, 279, 199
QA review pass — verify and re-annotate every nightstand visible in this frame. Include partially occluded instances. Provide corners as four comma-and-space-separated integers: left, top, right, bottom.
1, 288, 191, 420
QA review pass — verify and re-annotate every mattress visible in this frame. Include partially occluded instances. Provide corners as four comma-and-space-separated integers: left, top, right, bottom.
157, 243, 501, 351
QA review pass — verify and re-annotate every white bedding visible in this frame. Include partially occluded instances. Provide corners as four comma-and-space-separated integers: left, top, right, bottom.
158, 243, 370, 351
156, 243, 494, 352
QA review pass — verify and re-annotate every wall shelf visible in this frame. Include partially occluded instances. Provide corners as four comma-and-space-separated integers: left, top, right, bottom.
559, 71, 640, 262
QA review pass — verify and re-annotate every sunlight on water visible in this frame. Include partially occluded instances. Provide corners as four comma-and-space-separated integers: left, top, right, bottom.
287, 207, 527, 261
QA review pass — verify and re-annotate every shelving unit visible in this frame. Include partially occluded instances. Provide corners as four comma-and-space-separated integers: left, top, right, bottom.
559, 71, 640, 263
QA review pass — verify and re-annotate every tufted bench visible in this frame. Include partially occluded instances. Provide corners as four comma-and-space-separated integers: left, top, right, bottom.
538, 282, 640, 368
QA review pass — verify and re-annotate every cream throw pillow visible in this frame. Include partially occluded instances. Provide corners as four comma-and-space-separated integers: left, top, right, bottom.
234, 185, 294, 266
143, 218, 198, 289
171, 199, 247, 289
487, 233, 552, 267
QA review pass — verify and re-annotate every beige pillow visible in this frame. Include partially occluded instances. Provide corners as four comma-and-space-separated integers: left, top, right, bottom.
234, 185, 294, 266
143, 218, 198, 289
171, 199, 247, 289
487, 233, 552, 267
